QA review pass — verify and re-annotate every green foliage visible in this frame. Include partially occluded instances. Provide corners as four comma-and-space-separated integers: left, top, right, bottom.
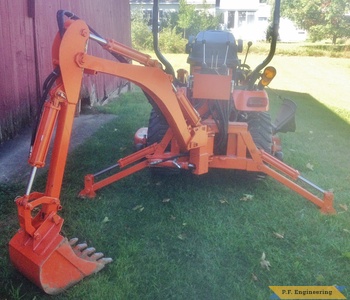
131, 7, 187, 53
159, 27, 188, 53
131, 0, 220, 52
177, 0, 196, 38
281, 0, 350, 44
131, 8, 153, 51
178, 0, 220, 38
131, 1, 221, 53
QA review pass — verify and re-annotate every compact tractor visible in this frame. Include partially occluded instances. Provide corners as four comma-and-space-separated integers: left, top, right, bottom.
9, 0, 335, 294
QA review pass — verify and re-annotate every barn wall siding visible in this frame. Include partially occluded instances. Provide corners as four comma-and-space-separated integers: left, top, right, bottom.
0, 0, 131, 143
0, 1, 37, 142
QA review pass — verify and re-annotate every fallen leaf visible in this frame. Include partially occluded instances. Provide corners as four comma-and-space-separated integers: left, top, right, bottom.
170, 215, 176, 220
132, 205, 144, 212
182, 222, 187, 226
339, 204, 348, 211
260, 252, 271, 270
240, 194, 254, 201
273, 232, 284, 239
252, 273, 258, 281
177, 233, 186, 240
316, 274, 325, 283
162, 198, 171, 203
119, 147, 126, 151
306, 163, 314, 171
102, 217, 110, 223
155, 182, 162, 186
309, 131, 313, 134
219, 198, 229, 204
343, 229, 350, 233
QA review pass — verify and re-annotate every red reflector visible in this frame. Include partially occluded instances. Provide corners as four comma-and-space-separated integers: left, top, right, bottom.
247, 97, 268, 107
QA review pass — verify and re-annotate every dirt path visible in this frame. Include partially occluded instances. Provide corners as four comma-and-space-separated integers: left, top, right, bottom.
0, 113, 116, 185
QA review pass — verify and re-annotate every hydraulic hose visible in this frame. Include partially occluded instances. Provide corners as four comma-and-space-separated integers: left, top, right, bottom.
56, 10, 78, 38
32, 10, 131, 149
56, 10, 129, 63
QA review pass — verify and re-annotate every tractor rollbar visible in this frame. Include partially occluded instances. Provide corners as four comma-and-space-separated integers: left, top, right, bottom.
248, 0, 280, 89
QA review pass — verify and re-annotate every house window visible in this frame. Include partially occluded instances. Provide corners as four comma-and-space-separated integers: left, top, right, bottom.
228, 11, 235, 29
238, 11, 245, 27
238, 11, 255, 27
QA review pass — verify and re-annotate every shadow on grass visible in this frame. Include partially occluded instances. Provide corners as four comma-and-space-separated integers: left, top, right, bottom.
269, 88, 350, 174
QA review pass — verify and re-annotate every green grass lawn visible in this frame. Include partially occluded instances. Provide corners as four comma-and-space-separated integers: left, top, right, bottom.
1, 53, 350, 299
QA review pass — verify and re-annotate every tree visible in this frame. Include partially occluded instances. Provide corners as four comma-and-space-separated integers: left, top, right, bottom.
177, 0, 197, 38
177, 0, 220, 39
130, 8, 153, 50
281, 0, 350, 44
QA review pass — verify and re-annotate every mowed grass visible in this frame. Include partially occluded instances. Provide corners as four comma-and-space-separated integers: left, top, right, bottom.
1, 53, 350, 299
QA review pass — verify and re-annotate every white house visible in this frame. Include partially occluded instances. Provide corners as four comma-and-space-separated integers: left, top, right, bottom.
216, 0, 270, 41
130, 0, 307, 42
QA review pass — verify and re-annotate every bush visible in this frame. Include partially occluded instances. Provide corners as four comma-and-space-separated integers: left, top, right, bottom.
159, 27, 187, 53
131, 9, 153, 51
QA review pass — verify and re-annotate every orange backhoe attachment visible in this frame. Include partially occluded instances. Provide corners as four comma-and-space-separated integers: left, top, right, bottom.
9, 10, 335, 295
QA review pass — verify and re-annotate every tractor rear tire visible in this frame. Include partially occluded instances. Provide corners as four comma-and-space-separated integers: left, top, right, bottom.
147, 109, 180, 175
244, 111, 273, 180
246, 111, 273, 154
147, 109, 169, 147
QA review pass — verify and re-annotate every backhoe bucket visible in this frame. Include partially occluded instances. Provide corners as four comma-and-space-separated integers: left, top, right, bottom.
9, 230, 111, 295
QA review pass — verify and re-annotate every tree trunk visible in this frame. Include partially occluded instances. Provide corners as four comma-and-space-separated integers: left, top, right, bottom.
332, 35, 337, 45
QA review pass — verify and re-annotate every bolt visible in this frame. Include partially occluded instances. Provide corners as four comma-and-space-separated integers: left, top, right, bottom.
81, 29, 88, 37
76, 53, 86, 66
57, 91, 66, 99
34, 233, 41, 240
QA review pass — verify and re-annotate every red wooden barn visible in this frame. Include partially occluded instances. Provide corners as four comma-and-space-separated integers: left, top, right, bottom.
0, 0, 131, 143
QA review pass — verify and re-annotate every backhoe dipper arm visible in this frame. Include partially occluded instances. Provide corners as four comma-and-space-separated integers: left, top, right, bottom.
9, 20, 116, 295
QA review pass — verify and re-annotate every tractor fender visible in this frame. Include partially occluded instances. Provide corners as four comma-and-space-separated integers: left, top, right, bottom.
232, 89, 269, 112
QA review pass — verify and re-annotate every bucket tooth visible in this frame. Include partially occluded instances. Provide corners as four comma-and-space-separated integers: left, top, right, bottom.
81, 247, 96, 257
68, 237, 79, 246
91, 252, 104, 260
9, 231, 112, 295
74, 242, 88, 252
